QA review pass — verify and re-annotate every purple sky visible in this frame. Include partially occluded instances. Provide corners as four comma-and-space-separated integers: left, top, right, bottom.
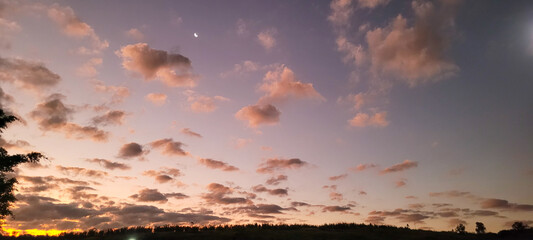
0, 0, 532, 235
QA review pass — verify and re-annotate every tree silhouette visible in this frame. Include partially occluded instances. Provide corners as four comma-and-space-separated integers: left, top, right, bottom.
475, 222, 486, 234
454, 223, 466, 234
0, 109, 46, 218
512, 221, 527, 231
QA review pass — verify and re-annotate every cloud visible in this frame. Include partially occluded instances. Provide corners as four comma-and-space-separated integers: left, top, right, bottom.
349, 111, 389, 127
117, 43, 197, 87
220, 60, 260, 78
47, 4, 108, 54
0, 56, 61, 91
329, 192, 344, 201
447, 218, 467, 227
202, 183, 251, 205
351, 163, 377, 172
145, 93, 167, 106
323, 206, 351, 212
365, 215, 385, 224
329, 174, 348, 181
117, 142, 147, 159
76, 58, 102, 78
395, 179, 407, 188
143, 168, 182, 183
0, 2, 21, 49
257, 28, 277, 50
92, 80, 130, 104
91, 110, 126, 126
380, 160, 418, 174
56, 166, 108, 178
12, 194, 97, 223
85, 158, 130, 170
358, 0, 390, 9
235, 104, 281, 128
125, 28, 144, 41
29, 94, 109, 142
365, 0, 460, 86
258, 65, 325, 104
252, 185, 288, 196
184, 90, 229, 113
368, 209, 429, 224
266, 175, 288, 186
150, 138, 188, 156
130, 188, 188, 203
429, 190, 476, 199
328, 0, 353, 26
481, 199, 533, 211
198, 158, 239, 171
181, 128, 202, 138
233, 138, 252, 149
257, 158, 308, 174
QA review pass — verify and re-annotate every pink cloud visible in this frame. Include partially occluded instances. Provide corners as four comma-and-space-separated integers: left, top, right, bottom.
381, 160, 418, 174
235, 104, 281, 128
198, 158, 239, 172
257, 158, 308, 174
258, 66, 325, 104
145, 93, 167, 106
349, 111, 389, 127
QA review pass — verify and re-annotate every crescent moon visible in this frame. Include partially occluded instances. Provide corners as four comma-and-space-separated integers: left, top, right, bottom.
194, 33, 198, 38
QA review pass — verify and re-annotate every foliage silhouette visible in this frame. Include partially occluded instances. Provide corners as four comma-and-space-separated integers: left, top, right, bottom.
454, 223, 466, 234
2, 222, 533, 240
0, 109, 46, 218
475, 222, 485, 234
511, 221, 527, 231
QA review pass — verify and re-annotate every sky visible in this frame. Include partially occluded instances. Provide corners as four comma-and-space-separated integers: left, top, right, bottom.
0, 0, 532, 235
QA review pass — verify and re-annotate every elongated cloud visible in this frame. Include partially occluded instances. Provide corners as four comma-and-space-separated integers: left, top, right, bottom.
91, 110, 126, 126
29, 94, 109, 142
351, 163, 377, 172
380, 160, 418, 174
56, 166, 108, 178
202, 183, 251, 205
266, 175, 287, 185
86, 158, 130, 170
143, 168, 182, 183
235, 104, 281, 128
256, 158, 308, 174
47, 4, 108, 54
0, 56, 61, 91
481, 199, 533, 211
349, 111, 389, 127
252, 185, 288, 196
181, 128, 202, 138
198, 158, 239, 171
93, 80, 130, 104
323, 206, 351, 212
258, 66, 325, 104
150, 138, 188, 156
329, 174, 348, 181
117, 43, 197, 87
130, 188, 188, 203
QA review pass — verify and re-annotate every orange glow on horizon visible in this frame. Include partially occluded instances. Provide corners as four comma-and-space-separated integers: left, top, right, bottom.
2, 228, 82, 237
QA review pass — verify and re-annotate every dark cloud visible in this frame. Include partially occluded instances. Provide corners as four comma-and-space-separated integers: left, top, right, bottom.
256, 158, 308, 174
12, 194, 97, 222
481, 198, 533, 211
181, 128, 202, 138
235, 104, 281, 128
198, 158, 239, 171
322, 206, 351, 212
237, 204, 291, 215
252, 185, 288, 196
117, 43, 197, 87
265, 175, 287, 185
380, 160, 418, 174
329, 174, 348, 181
56, 166, 108, 178
130, 188, 187, 203
368, 208, 430, 224
291, 201, 310, 207
150, 138, 188, 156
429, 190, 477, 199
365, 215, 386, 225
0, 56, 61, 90
86, 158, 130, 170
91, 110, 126, 126
29, 94, 109, 142
202, 183, 251, 205
117, 142, 147, 159
143, 168, 182, 183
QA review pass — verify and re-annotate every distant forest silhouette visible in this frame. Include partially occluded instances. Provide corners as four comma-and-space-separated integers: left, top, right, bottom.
2, 222, 533, 240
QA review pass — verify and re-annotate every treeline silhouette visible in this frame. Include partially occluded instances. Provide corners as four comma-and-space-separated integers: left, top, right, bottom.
3, 222, 533, 240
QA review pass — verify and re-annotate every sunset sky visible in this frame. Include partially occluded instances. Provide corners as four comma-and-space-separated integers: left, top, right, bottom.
0, 0, 532, 235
